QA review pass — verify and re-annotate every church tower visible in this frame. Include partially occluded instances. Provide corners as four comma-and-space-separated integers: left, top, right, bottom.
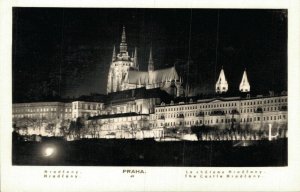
120, 26, 127, 53
106, 26, 138, 94
239, 69, 250, 92
148, 47, 154, 71
215, 67, 228, 94
134, 47, 138, 70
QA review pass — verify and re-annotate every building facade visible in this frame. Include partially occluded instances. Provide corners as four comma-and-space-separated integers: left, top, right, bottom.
154, 95, 287, 131
71, 101, 104, 119
12, 102, 72, 121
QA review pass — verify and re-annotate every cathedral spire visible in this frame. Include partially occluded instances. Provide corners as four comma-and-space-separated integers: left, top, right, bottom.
239, 69, 250, 92
120, 25, 127, 53
215, 67, 228, 94
112, 45, 116, 62
148, 47, 154, 71
134, 47, 138, 70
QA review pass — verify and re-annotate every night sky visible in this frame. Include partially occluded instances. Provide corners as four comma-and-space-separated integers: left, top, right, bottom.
12, 8, 287, 102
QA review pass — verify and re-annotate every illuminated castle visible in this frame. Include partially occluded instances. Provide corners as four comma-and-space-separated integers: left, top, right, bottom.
12, 26, 287, 140
106, 26, 183, 97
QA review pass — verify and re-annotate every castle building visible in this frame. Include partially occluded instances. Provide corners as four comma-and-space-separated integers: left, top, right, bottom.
12, 102, 72, 120
153, 95, 287, 131
12, 25, 287, 140
106, 26, 183, 97
71, 101, 104, 119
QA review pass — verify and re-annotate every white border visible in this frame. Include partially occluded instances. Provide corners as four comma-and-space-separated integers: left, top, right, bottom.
1, 0, 300, 191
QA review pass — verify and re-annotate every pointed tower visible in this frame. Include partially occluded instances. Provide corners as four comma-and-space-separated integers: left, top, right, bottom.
120, 26, 127, 53
215, 67, 228, 94
239, 69, 250, 92
134, 47, 138, 70
148, 48, 154, 71
112, 45, 116, 62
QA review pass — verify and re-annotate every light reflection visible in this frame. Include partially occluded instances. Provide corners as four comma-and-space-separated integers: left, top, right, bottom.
43, 146, 56, 157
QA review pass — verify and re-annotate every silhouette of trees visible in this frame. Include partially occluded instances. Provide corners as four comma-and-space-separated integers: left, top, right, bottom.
69, 117, 85, 139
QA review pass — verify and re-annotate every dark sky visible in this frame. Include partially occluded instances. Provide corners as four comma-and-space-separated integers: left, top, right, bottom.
12, 8, 287, 102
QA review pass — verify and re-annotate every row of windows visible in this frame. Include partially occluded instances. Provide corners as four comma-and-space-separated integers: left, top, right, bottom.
13, 113, 65, 119
14, 108, 57, 113
14, 103, 64, 107
114, 62, 131, 66
156, 102, 238, 112
94, 116, 147, 124
156, 98, 287, 113
158, 105, 286, 116
161, 114, 287, 127
73, 103, 102, 110
159, 106, 287, 119
240, 98, 287, 106
14, 107, 74, 113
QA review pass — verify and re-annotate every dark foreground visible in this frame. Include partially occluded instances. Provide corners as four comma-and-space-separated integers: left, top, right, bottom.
12, 138, 287, 166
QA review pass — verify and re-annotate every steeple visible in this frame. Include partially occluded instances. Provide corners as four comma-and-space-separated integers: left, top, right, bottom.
215, 67, 228, 94
148, 47, 154, 71
120, 26, 127, 53
239, 69, 250, 92
134, 47, 138, 70
112, 45, 116, 62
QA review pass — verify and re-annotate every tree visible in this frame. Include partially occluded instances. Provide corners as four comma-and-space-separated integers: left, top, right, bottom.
45, 123, 55, 136
68, 117, 85, 139
59, 119, 71, 137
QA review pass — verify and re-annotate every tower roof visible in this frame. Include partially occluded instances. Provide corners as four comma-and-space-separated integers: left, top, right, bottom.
217, 68, 227, 84
239, 69, 250, 92
120, 26, 127, 53
134, 47, 138, 70
215, 68, 228, 93
112, 45, 116, 61
148, 47, 154, 71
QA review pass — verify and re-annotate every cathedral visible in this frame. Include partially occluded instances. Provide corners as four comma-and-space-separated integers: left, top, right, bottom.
106, 26, 183, 97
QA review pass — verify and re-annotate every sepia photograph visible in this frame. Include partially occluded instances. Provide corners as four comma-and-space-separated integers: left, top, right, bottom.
12, 8, 288, 167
